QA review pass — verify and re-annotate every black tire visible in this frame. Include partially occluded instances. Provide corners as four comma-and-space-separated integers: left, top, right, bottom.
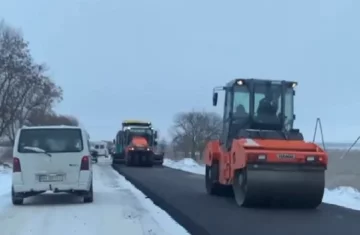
12, 186, 24, 205
205, 162, 225, 196
232, 169, 265, 207
125, 156, 132, 166
232, 170, 248, 206
84, 183, 93, 203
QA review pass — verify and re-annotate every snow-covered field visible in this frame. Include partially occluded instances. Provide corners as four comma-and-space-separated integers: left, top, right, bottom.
0, 157, 189, 235
163, 158, 360, 211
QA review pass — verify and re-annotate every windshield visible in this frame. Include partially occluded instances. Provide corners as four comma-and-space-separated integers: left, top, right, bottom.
18, 128, 83, 153
232, 83, 292, 128
253, 83, 282, 125
127, 128, 153, 145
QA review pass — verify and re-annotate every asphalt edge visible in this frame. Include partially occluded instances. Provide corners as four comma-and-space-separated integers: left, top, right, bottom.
112, 164, 211, 235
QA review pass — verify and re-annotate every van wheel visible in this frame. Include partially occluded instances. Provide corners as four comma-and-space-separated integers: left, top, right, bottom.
84, 183, 93, 203
12, 186, 23, 205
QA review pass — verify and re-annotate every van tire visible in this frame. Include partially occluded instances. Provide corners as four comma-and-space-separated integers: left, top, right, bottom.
84, 183, 93, 203
12, 187, 24, 205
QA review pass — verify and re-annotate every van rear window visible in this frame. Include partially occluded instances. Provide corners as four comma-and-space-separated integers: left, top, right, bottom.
18, 128, 84, 153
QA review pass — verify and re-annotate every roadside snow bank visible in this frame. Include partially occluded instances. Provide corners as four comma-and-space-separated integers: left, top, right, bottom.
323, 187, 360, 210
164, 158, 360, 211
0, 165, 11, 196
163, 158, 204, 175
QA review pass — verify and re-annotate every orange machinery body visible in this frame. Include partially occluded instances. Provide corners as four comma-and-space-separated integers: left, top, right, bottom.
204, 138, 328, 185
124, 136, 154, 166
204, 137, 328, 207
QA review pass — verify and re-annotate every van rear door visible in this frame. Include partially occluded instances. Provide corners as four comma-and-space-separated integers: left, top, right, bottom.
45, 128, 85, 184
16, 128, 86, 185
49, 152, 83, 184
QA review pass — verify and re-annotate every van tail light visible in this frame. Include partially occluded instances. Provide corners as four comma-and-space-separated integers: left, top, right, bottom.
13, 157, 21, 172
80, 156, 90, 171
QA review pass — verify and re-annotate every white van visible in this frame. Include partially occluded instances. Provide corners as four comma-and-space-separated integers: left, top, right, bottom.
12, 125, 94, 205
92, 141, 108, 157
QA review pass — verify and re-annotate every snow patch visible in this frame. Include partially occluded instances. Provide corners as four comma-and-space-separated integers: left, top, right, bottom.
104, 159, 190, 235
323, 187, 360, 210
0, 157, 189, 235
164, 158, 360, 211
163, 158, 204, 175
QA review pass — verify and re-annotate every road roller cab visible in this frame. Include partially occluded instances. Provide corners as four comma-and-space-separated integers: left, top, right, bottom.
204, 78, 328, 208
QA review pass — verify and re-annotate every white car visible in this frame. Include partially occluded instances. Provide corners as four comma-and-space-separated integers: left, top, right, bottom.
11, 125, 94, 205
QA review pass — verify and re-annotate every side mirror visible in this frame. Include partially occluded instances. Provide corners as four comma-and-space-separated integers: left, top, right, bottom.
113, 139, 115, 144
154, 140, 158, 146
154, 131, 158, 139
212, 92, 218, 106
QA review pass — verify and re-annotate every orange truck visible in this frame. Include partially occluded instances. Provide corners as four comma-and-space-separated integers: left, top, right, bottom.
112, 120, 159, 167
204, 78, 328, 208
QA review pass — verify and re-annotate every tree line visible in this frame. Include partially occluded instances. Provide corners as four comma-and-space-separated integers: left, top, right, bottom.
0, 20, 78, 146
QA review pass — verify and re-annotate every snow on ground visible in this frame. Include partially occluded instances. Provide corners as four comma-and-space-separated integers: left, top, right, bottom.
0, 158, 189, 235
163, 158, 360, 211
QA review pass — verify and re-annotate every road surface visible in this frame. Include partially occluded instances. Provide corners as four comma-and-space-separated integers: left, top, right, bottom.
114, 165, 360, 235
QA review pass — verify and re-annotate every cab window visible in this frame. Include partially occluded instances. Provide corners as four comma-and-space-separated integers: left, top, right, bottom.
232, 86, 250, 118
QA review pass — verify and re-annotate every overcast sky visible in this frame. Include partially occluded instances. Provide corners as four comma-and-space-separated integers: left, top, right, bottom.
1, 0, 359, 142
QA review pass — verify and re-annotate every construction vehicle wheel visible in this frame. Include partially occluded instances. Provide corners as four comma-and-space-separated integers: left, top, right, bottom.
232, 169, 267, 207
125, 157, 132, 166
233, 169, 250, 207
205, 163, 225, 196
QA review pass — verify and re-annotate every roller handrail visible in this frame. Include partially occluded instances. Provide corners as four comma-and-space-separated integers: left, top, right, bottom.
312, 118, 326, 151
340, 136, 360, 159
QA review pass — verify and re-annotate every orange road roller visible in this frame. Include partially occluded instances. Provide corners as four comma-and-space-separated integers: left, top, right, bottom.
204, 78, 327, 208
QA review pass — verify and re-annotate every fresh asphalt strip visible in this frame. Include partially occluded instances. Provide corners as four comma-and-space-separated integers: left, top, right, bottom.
112, 164, 360, 235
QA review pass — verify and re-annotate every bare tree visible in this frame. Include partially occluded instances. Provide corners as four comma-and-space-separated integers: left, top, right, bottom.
0, 20, 82, 164
0, 21, 64, 142
0, 20, 79, 145
170, 110, 222, 160
26, 110, 79, 127
0, 20, 34, 137
157, 138, 168, 153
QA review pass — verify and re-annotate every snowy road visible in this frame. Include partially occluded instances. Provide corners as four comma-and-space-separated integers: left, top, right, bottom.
0, 158, 189, 235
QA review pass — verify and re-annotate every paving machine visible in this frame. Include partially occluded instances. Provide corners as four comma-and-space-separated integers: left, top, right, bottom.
203, 78, 328, 208
112, 120, 159, 167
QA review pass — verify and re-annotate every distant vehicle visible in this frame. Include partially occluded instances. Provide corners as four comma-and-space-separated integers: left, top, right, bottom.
90, 147, 98, 163
12, 125, 94, 205
92, 141, 108, 157
112, 120, 160, 166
